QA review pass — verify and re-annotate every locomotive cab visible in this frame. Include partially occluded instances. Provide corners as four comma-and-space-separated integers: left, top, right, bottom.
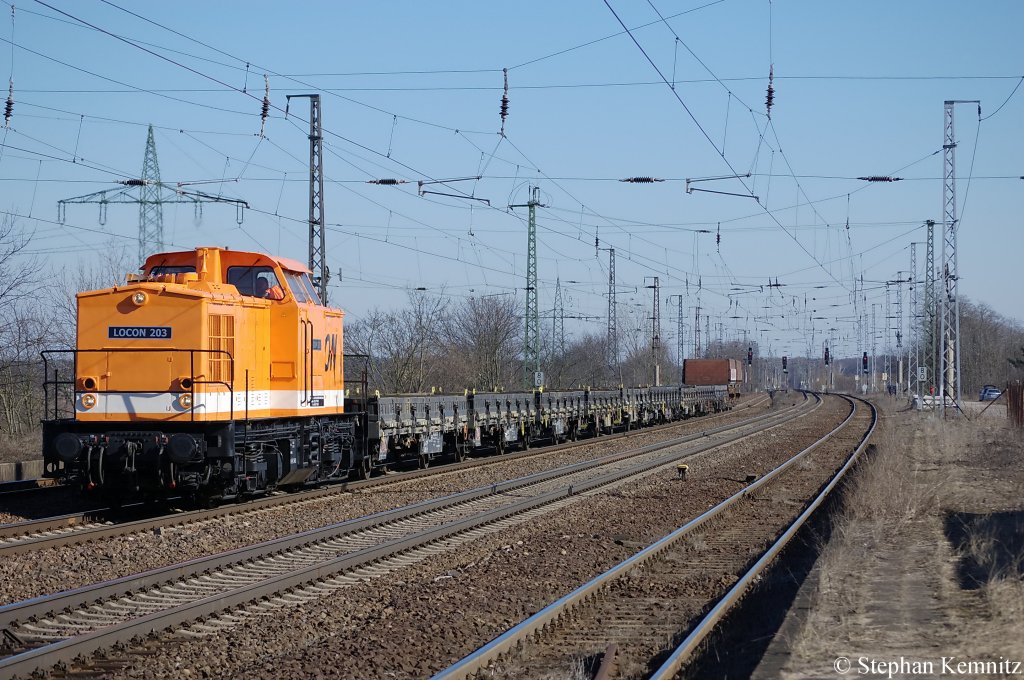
42, 247, 351, 502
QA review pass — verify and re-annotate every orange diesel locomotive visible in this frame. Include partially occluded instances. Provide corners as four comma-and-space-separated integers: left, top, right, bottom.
42, 247, 353, 501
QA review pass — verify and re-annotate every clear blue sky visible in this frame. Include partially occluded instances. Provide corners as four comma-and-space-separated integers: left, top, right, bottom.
1, 1, 1021, 361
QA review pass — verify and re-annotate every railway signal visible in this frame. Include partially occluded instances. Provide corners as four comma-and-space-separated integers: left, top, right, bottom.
747, 347, 753, 366
782, 355, 788, 373
863, 352, 869, 374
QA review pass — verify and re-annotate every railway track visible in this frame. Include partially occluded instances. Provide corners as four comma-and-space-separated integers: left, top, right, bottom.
434, 393, 875, 680
0, 394, 810, 678
0, 396, 770, 556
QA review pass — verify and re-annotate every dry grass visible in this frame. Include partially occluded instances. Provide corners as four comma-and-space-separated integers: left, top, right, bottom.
826, 426, 945, 544
953, 522, 1024, 659
566, 656, 590, 680
954, 512, 1024, 626
785, 408, 1024, 672
982, 577, 1024, 624
791, 426, 942, 647
0, 431, 40, 465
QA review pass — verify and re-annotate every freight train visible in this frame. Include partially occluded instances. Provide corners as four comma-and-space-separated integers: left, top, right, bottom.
41, 247, 732, 503
683, 358, 745, 399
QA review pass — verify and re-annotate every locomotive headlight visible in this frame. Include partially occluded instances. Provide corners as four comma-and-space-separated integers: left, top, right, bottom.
131, 291, 148, 306
81, 393, 97, 409
178, 393, 193, 409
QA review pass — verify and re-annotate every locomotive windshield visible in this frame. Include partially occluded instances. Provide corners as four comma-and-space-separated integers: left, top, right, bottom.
284, 271, 321, 305
227, 266, 284, 300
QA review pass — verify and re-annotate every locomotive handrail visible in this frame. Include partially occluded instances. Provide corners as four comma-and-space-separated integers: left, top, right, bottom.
300, 318, 315, 405
307, 320, 315, 404
301, 319, 308, 405
41, 348, 235, 424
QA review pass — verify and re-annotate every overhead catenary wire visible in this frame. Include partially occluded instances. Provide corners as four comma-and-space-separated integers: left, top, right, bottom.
2, 1, 1010, 350
980, 75, 1023, 121
603, 0, 855, 295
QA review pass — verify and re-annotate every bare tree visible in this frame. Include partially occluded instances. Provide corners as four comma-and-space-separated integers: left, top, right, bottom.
1010, 346, 1024, 371
0, 215, 48, 455
548, 332, 609, 388
444, 294, 520, 390
0, 301, 54, 437
49, 239, 134, 348
0, 215, 37, 343
344, 290, 449, 393
959, 299, 1024, 393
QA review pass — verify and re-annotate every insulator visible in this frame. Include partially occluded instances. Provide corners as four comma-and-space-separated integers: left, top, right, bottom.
259, 75, 270, 137
499, 68, 510, 135
619, 176, 661, 183
857, 176, 901, 182
368, 178, 405, 185
765, 64, 775, 118
4, 80, 12, 128
121, 179, 146, 186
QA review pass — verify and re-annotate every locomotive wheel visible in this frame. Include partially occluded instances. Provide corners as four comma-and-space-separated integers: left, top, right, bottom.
455, 440, 467, 462
358, 457, 372, 480
418, 453, 430, 469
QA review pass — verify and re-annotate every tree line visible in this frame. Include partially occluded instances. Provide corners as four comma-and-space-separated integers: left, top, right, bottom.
344, 290, 685, 394
1, 216, 1022, 452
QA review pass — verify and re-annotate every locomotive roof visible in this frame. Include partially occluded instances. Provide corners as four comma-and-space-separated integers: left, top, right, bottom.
143, 247, 311, 274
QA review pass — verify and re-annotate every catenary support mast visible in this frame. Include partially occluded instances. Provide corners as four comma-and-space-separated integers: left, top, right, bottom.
511, 186, 543, 387
287, 94, 328, 304
939, 99, 979, 416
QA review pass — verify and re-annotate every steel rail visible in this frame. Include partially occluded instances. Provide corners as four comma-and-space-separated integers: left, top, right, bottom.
0, 394, 807, 628
432, 392, 864, 680
648, 395, 877, 679
0, 396, 810, 679
0, 396, 770, 553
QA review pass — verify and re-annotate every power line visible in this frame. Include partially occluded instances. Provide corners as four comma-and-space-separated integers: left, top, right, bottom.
980, 75, 1023, 120
0, 36, 255, 117
511, 0, 727, 70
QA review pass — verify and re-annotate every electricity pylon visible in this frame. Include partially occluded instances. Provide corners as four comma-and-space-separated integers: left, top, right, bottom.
58, 125, 248, 263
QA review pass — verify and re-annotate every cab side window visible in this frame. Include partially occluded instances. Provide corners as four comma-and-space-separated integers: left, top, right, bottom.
227, 266, 285, 300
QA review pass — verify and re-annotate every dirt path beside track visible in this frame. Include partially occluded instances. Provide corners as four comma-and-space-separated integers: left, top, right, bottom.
763, 407, 1024, 679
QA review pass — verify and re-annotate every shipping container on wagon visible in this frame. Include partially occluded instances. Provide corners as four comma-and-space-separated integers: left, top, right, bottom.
684, 359, 730, 386
729, 358, 744, 383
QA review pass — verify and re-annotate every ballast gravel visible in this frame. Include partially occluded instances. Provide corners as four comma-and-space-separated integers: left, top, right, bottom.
84, 394, 860, 680
0, 396, 772, 605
